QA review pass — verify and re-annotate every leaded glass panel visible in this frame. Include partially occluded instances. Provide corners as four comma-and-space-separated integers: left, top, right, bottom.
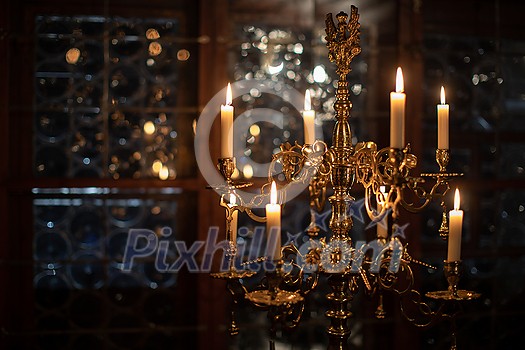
34, 16, 197, 179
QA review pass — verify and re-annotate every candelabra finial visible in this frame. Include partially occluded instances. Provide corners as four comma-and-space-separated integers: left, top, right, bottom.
325, 5, 361, 78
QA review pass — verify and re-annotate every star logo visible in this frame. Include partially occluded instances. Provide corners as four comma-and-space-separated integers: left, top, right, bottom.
347, 198, 366, 224
284, 231, 303, 246
392, 223, 409, 239
365, 208, 391, 231
312, 209, 331, 232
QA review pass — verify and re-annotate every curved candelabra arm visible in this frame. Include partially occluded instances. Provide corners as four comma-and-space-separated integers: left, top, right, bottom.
375, 256, 453, 328
281, 243, 320, 297
373, 245, 463, 329
227, 183, 270, 223
243, 207, 267, 223
271, 140, 331, 185
399, 148, 461, 221
378, 258, 414, 295
363, 185, 391, 223
354, 141, 379, 187
399, 290, 455, 328
355, 143, 421, 222
268, 141, 333, 238
354, 142, 409, 189
272, 142, 307, 183
399, 174, 451, 213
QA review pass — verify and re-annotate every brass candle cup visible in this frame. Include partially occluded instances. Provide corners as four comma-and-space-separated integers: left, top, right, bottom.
217, 157, 236, 183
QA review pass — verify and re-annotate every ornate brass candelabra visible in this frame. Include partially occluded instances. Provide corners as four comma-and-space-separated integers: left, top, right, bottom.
210, 4, 479, 350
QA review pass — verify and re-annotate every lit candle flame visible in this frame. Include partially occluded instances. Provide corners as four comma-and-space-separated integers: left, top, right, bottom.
270, 181, 277, 205
230, 193, 237, 206
226, 82, 232, 105
440, 86, 446, 104
304, 90, 311, 111
454, 188, 461, 211
395, 67, 404, 93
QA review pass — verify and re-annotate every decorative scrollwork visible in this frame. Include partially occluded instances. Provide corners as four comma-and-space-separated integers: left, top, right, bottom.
272, 141, 330, 184
281, 243, 320, 296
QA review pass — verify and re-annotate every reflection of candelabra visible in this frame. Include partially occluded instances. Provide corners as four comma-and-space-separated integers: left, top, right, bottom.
210, 5, 479, 350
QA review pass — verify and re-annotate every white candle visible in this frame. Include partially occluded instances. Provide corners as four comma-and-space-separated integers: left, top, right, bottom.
303, 90, 316, 144
377, 186, 388, 239
390, 67, 406, 149
437, 86, 449, 150
229, 193, 238, 244
448, 188, 463, 262
266, 181, 281, 260
221, 83, 234, 158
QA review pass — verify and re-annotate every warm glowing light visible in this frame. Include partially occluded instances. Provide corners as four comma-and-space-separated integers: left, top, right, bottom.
232, 167, 240, 179
304, 90, 312, 111
395, 67, 404, 93
380, 185, 386, 194
226, 83, 232, 105
454, 188, 461, 211
440, 86, 446, 104
65, 48, 81, 64
159, 166, 169, 180
313, 65, 327, 83
144, 121, 155, 135
230, 193, 237, 205
249, 124, 261, 137
152, 159, 162, 173
177, 49, 190, 61
267, 61, 284, 74
148, 42, 162, 56
243, 164, 253, 179
146, 28, 160, 40
270, 181, 277, 205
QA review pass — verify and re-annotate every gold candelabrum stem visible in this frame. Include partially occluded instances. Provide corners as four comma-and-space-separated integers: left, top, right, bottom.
217, 157, 238, 271
444, 260, 462, 298
267, 260, 284, 300
224, 204, 237, 271
436, 149, 450, 239
323, 6, 361, 349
